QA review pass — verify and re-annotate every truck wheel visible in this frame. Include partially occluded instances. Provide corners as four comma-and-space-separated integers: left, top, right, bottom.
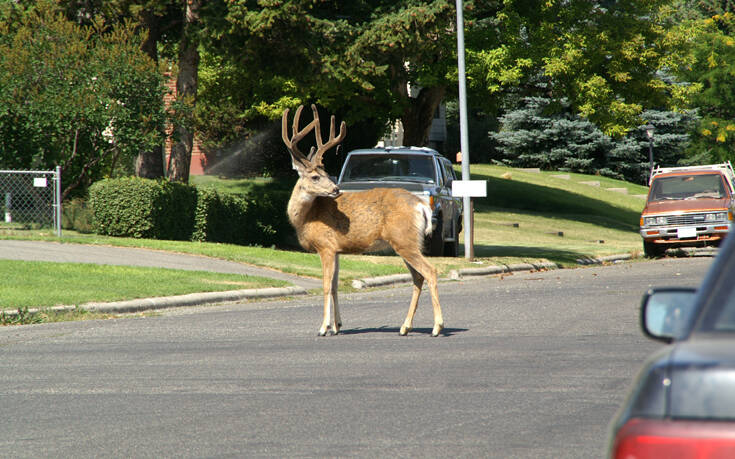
443, 238, 459, 257
442, 219, 459, 257
643, 241, 665, 258
424, 220, 444, 257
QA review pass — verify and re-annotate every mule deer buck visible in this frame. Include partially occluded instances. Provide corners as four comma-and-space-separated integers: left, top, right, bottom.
282, 104, 444, 337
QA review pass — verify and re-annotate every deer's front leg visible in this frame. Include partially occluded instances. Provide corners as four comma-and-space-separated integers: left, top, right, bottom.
319, 251, 340, 336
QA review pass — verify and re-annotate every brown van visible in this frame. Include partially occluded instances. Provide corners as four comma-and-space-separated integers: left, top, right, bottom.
640, 163, 735, 257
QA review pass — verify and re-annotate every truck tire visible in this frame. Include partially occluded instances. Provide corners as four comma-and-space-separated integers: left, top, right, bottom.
443, 238, 459, 257
643, 241, 665, 258
442, 218, 459, 257
424, 219, 444, 257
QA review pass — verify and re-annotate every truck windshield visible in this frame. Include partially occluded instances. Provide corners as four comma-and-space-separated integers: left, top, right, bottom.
649, 174, 726, 201
340, 154, 435, 183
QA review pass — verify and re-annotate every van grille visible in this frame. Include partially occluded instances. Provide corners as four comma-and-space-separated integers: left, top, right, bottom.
666, 214, 706, 225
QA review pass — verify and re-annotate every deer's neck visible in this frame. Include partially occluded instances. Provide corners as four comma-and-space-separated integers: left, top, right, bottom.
287, 182, 317, 229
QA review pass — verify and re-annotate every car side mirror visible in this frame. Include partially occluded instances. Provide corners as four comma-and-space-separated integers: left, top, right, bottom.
641, 288, 698, 343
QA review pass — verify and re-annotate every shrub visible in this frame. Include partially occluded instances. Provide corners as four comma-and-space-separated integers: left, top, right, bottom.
62, 198, 95, 233
89, 177, 295, 246
89, 177, 197, 240
192, 187, 293, 247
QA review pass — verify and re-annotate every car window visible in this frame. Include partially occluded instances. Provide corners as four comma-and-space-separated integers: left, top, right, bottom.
441, 160, 456, 183
340, 154, 435, 183
697, 253, 735, 333
709, 290, 735, 332
649, 174, 726, 201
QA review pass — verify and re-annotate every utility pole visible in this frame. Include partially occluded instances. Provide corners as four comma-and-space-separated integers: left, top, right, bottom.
456, 0, 472, 260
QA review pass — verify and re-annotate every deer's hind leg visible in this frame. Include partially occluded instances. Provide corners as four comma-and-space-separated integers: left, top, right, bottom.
396, 249, 444, 337
400, 262, 424, 336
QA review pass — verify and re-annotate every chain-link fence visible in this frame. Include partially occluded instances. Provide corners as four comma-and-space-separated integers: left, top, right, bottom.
0, 168, 61, 236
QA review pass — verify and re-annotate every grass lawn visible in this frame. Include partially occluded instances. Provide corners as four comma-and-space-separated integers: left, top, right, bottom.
0, 259, 287, 309
0, 164, 649, 319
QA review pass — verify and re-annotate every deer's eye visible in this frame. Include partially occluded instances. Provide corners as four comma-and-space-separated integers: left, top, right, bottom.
311, 175, 320, 182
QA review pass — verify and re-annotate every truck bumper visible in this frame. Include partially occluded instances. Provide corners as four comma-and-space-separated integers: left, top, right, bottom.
640, 222, 731, 246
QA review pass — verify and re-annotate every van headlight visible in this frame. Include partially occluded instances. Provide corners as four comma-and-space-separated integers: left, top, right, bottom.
644, 216, 668, 226
705, 212, 729, 222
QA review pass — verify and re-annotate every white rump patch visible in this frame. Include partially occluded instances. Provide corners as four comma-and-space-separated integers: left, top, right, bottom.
416, 203, 432, 236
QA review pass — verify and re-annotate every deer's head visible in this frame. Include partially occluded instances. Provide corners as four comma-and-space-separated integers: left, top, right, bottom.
282, 104, 346, 198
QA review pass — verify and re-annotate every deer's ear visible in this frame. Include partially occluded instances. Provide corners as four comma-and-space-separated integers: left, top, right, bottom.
290, 155, 309, 176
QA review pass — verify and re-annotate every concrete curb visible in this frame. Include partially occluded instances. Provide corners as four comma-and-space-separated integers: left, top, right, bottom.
576, 254, 633, 265
351, 274, 412, 289
448, 261, 559, 280
1, 286, 308, 317
351, 260, 561, 287
2, 254, 638, 315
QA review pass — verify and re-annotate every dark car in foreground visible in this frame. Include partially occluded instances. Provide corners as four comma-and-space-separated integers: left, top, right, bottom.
608, 234, 735, 458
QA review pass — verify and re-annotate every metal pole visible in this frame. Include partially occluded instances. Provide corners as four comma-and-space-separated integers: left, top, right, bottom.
648, 138, 654, 183
4, 192, 11, 223
456, 0, 472, 260
55, 165, 62, 237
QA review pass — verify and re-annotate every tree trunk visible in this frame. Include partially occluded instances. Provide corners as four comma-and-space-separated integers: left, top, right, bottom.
167, 0, 201, 183
135, 12, 164, 179
401, 86, 446, 147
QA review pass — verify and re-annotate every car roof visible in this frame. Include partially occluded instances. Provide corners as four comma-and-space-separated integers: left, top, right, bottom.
346, 146, 442, 157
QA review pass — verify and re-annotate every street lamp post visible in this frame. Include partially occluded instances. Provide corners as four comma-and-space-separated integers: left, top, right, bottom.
644, 124, 655, 184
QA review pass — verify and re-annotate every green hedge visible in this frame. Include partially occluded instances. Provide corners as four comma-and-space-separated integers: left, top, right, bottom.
191, 187, 293, 247
89, 177, 293, 247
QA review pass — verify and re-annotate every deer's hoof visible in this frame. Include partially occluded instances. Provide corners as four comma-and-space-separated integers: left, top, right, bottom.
431, 324, 443, 337
399, 325, 411, 336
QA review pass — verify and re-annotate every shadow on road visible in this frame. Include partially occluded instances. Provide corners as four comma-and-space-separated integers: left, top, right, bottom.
340, 326, 468, 337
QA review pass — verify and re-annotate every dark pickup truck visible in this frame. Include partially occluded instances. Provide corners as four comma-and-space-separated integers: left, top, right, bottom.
337, 146, 463, 257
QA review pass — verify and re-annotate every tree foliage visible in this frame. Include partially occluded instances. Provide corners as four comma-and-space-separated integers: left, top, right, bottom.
670, 4, 735, 163
467, 0, 694, 137
0, 1, 166, 198
491, 98, 695, 183
199, 0, 458, 153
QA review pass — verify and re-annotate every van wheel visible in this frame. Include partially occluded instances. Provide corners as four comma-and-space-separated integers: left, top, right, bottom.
643, 241, 665, 258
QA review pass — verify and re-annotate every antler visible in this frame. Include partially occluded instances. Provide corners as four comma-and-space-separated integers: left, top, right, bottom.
282, 104, 346, 167
282, 105, 317, 167
310, 106, 347, 167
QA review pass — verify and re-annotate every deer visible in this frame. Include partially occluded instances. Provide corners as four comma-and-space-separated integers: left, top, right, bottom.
282, 104, 444, 337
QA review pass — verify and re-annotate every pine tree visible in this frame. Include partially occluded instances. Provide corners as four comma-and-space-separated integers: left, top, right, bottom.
491, 98, 611, 174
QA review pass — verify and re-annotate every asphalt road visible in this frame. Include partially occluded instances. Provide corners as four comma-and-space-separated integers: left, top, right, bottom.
0, 255, 713, 458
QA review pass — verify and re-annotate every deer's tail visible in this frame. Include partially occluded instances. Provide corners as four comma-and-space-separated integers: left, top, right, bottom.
417, 202, 433, 237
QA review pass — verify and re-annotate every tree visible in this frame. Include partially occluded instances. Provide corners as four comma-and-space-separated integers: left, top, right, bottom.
200, 1, 459, 151
670, 5, 735, 163
467, 1, 695, 137
343, 1, 457, 146
0, 1, 166, 198
58, 0, 185, 178
491, 97, 612, 174
490, 98, 695, 182
167, 0, 201, 183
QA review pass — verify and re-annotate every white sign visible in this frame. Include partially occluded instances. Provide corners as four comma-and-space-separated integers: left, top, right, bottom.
452, 180, 487, 198
33, 177, 47, 188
